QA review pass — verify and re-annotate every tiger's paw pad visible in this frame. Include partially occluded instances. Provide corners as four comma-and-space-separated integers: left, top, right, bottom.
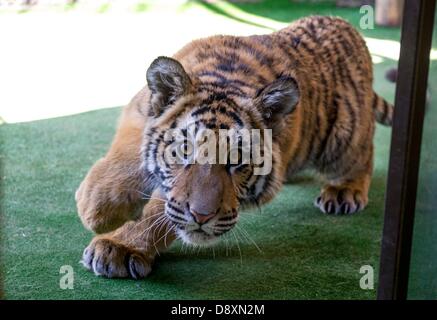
81, 238, 152, 279
314, 187, 368, 215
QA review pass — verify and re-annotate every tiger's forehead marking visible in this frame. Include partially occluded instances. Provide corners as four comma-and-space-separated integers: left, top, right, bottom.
154, 94, 248, 133
171, 109, 241, 133
152, 91, 241, 129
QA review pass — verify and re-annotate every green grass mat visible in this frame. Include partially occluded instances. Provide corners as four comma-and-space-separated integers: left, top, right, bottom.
1, 107, 392, 299
1, 1, 401, 299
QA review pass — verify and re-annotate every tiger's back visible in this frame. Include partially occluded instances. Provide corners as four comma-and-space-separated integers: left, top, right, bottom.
173, 16, 388, 188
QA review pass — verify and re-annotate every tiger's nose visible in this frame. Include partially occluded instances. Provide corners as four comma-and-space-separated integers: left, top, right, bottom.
190, 210, 216, 224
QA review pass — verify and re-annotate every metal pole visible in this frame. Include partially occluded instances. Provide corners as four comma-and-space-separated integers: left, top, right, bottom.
377, 0, 436, 300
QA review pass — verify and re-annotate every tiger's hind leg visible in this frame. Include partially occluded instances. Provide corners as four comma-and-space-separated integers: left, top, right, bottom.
313, 88, 375, 215
314, 130, 373, 214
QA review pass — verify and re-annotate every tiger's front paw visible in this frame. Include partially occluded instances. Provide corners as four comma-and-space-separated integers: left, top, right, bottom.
81, 237, 153, 279
314, 186, 368, 215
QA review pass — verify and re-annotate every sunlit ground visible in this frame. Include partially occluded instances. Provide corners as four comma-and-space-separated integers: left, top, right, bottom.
0, 0, 406, 123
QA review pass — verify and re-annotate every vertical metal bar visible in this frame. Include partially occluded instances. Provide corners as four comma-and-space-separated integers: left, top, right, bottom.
377, 0, 436, 300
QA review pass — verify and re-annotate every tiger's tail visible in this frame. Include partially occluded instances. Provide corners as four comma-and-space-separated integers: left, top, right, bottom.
372, 92, 394, 126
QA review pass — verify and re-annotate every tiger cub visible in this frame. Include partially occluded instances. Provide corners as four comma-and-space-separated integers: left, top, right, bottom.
76, 16, 393, 279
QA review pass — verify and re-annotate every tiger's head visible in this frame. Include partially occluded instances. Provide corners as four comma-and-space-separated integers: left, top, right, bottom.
142, 57, 300, 246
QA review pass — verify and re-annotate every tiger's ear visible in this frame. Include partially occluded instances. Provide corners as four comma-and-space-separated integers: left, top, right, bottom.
254, 76, 300, 127
146, 56, 192, 116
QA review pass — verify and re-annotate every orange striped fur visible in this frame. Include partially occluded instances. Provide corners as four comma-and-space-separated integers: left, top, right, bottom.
77, 16, 393, 279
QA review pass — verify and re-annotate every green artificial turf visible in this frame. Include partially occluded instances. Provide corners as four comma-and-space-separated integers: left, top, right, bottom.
407, 46, 437, 299
1, 1, 404, 300
0, 109, 392, 300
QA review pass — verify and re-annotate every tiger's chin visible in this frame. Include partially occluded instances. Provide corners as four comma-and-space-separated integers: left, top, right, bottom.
176, 228, 221, 247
